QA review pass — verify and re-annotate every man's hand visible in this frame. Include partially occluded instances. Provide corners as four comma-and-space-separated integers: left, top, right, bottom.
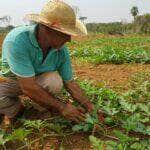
17, 76, 67, 113
64, 80, 94, 113
61, 102, 86, 123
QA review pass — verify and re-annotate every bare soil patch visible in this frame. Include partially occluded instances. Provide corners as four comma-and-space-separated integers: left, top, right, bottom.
73, 60, 150, 92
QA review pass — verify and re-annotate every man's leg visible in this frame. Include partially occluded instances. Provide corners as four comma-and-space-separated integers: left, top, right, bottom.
36, 71, 63, 94
0, 77, 23, 128
0, 78, 23, 119
0, 72, 63, 119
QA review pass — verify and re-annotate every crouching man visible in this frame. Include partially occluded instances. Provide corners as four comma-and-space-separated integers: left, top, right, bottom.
0, 1, 94, 125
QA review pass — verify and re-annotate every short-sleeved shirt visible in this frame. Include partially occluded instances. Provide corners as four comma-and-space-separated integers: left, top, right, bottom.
1, 24, 73, 81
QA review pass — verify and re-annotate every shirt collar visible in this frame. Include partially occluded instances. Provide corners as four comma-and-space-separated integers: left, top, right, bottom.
29, 24, 40, 48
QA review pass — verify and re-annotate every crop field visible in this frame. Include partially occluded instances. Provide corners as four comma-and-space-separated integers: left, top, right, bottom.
69, 35, 150, 64
0, 34, 150, 149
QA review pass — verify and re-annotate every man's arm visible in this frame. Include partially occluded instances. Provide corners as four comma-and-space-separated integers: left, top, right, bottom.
17, 76, 85, 122
64, 80, 94, 113
18, 76, 65, 113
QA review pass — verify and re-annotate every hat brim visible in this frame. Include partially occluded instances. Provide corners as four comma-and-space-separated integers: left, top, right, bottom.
25, 14, 87, 36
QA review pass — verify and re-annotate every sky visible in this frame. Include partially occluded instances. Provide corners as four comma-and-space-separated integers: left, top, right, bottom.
0, 0, 150, 26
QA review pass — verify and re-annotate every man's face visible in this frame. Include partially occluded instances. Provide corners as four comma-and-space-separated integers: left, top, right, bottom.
41, 24, 71, 49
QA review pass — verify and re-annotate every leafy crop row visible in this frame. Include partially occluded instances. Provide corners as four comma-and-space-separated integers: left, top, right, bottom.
68, 36, 150, 64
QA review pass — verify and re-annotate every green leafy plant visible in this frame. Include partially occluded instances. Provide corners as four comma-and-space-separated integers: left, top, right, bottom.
9, 128, 31, 142
0, 131, 10, 149
23, 120, 49, 132
69, 36, 150, 64
89, 135, 106, 150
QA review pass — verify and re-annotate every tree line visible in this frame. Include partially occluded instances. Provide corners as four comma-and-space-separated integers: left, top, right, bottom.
86, 6, 150, 35
0, 6, 149, 35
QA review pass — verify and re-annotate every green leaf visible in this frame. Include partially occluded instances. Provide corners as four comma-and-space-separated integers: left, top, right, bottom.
9, 128, 31, 142
130, 143, 144, 150
72, 124, 84, 132
89, 136, 103, 150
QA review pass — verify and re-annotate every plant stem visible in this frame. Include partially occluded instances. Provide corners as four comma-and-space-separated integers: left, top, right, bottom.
44, 116, 60, 121
104, 135, 119, 141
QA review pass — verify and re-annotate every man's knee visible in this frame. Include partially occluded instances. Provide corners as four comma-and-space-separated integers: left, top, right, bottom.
0, 79, 23, 118
36, 72, 63, 94
0, 96, 22, 118
0, 79, 22, 97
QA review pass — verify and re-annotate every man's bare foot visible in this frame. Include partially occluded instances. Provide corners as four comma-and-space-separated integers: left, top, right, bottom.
0, 105, 25, 131
4, 115, 11, 126
0, 115, 13, 132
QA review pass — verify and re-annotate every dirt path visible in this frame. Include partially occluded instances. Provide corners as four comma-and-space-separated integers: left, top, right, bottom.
73, 60, 150, 92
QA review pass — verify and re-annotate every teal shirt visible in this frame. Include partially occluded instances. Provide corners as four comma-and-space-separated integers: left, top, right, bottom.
1, 24, 73, 81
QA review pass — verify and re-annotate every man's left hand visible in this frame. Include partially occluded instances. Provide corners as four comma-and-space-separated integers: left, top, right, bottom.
64, 80, 94, 113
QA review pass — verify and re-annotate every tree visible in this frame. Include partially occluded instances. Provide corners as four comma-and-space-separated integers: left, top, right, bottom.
79, 17, 87, 24
72, 5, 80, 16
0, 15, 12, 27
131, 6, 139, 21
134, 14, 150, 34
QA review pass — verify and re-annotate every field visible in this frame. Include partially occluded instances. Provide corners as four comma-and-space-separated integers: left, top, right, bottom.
0, 34, 150, 149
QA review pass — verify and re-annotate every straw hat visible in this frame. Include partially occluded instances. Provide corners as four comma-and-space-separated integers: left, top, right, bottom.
25, 0, 87, 36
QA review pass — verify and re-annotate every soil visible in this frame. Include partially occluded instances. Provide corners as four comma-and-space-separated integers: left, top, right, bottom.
6, 133, 92, 150
73, 60, 150, 92
4, 107, 92, 150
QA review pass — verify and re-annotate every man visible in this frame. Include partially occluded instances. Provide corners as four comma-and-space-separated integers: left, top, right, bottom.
0, 1, 94, 125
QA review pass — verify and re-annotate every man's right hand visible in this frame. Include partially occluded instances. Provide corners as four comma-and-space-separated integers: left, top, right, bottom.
61, 102, 86, 123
